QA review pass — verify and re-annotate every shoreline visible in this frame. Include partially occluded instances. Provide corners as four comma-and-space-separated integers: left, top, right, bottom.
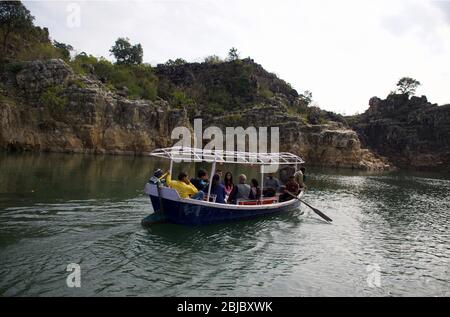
3, 148, 447, 173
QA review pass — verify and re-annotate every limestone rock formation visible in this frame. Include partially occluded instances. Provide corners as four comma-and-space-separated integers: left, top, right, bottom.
349, 94, 450, 171
0, 59, 190, 155
0, 58, 391, 170
212, 104, 391, 170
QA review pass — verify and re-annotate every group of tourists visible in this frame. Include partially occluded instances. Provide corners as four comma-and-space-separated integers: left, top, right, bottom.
158, 166, 306, 204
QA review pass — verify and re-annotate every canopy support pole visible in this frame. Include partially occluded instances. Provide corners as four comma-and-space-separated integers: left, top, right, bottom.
260, 165, 264, 204
169, 159, 173, 175
207, 160, 217, 202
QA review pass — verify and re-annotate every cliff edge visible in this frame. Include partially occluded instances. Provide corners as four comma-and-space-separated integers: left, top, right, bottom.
349, 94, 450, 171
0, 59, 390, 170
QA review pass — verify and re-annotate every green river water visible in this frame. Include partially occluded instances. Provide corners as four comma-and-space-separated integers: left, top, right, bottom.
0, 153, 448, 296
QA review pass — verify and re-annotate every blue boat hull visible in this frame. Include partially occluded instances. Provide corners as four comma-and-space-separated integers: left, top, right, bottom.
142, 194, 302, 226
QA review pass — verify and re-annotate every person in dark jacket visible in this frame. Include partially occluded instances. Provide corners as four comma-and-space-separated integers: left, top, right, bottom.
190, 169, 209, 192
209, 174, 226, 203
264, 174, 280, 193
279, 175, 300, 202
249, 178, 261, 200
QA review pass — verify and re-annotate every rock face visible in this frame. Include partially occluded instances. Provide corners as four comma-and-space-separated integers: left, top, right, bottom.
349, 94, 450, 171
210, 103, 391, 170
155, 59, 300, 120
0, 59, 190, 154
0, 59, 391, 170
155, 60, 390, 169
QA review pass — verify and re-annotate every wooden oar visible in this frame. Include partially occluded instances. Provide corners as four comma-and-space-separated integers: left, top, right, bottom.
286, 191, 333, 223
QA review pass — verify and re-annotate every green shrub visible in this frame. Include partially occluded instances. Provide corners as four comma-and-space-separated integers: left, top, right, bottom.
16, 42, 63, 61
165, 58, 187, 67
171, 89, 196, 109
69, 79, 86, 89
222, 113, 243, 126
4, 61, 25, 74
40, 85, 67, 112
69, 54, 158, 100
204, 55, 223, 64
53, 41, 73, 62
205, 102, 224, 116
259, 88, 273, 99
69, 53, 100, 75
306, 107, 328, 125
142, 79, 157, 100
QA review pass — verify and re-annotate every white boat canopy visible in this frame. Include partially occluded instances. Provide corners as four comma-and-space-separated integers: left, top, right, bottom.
149, 146, 305, 165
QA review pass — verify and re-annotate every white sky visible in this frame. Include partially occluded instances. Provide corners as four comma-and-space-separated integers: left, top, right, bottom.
24, 0, 450, 114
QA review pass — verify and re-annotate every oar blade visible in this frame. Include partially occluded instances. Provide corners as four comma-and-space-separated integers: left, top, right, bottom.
311, 207, 333, 223
285, 191, 333, 223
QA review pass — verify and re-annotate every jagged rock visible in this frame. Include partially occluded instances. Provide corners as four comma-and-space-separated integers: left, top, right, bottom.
350, 94, 450, 171
15, 59, 73, 94
212, 105, 391, 170
0, 59, 190, 155
0, 58, 392, 170
117, 86, 129, 97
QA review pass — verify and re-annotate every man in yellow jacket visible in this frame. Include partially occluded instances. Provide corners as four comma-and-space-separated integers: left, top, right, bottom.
166, 171, 205, 200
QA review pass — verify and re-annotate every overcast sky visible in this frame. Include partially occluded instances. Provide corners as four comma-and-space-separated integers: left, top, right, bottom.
24, 0, 450, 114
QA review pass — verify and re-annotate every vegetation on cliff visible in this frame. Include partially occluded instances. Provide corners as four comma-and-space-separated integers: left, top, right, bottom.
1, 1, 447, 171
0, 1, 62, 62
0, 1, 340, 126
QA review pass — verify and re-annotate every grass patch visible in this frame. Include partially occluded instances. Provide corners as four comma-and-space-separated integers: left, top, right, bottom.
69, 54, 158, 100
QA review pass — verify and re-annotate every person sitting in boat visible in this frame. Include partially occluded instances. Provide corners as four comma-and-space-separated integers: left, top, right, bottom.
223, 172, 234, 197
190, 169, 209, 192
279, 175, 300, 202
228, 174, 251, 204
216, 169, 223, 181
210, 174, 226, 204
294, 167, 306, 189
149, 168, 166, 185
249, 178, 261, 200
300, 167, 306, 182
263, 173, 280, 197
166, 172, 205, 200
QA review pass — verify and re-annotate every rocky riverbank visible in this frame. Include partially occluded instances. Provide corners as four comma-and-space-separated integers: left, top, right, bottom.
349, 94, 450, 171
0, 59, 189, 155
0, 59, 391, 170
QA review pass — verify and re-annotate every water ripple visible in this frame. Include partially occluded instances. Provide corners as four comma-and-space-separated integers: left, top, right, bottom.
0, 154, 449, 296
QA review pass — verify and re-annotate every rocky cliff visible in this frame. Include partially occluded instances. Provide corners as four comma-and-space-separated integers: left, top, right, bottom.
211, 103, 389, 170
0, 59, 390, 170
349, 94, 450, 171
0, 59, 189, 155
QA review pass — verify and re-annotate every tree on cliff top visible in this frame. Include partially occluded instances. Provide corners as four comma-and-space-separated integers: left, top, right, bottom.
0, 1, 35, 53
53, 41, 73, 61
110, 37, 143, 65
165, 58, 187, 67
227, 47, 240, 61
300, 90, 313, 105
204, 55, 223, 64
396, 77, 421, 95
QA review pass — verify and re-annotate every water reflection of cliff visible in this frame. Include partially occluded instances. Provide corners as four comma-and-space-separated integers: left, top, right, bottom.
0, 153, 164, 207
0, 153, 274, 208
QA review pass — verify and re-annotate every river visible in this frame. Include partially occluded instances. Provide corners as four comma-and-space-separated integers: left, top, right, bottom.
0, 153, 448, 296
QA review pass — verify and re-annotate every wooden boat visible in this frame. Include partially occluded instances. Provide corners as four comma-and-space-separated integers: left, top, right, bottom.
142, 146, 305, 226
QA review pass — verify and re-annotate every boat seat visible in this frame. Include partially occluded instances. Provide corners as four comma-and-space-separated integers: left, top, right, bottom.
238, 198, 278, 205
